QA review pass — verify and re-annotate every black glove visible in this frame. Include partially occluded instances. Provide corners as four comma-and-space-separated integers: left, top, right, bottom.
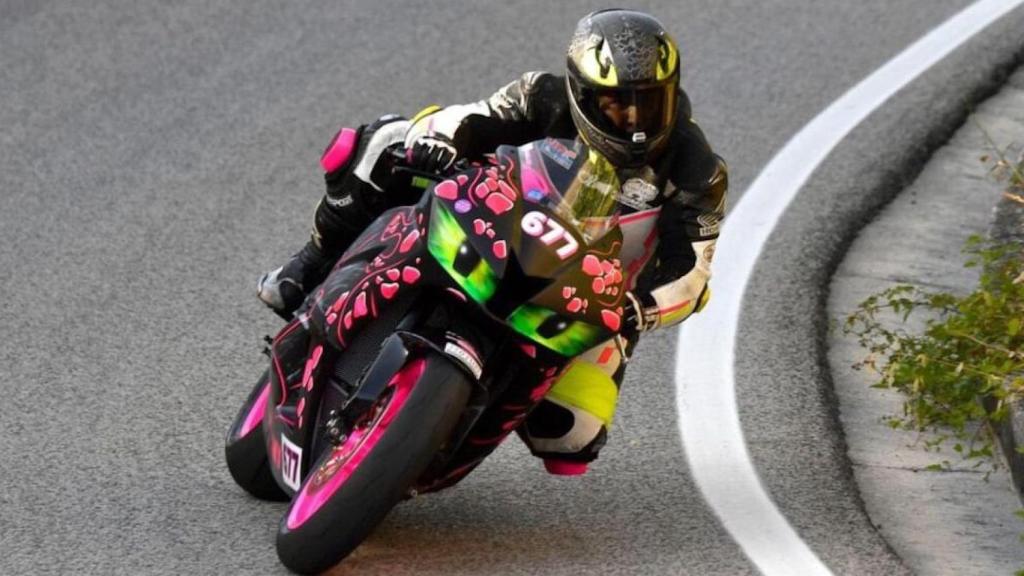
406, 133, 458, 174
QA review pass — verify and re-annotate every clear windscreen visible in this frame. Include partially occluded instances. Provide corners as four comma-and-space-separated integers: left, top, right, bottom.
518, 140, 621, 243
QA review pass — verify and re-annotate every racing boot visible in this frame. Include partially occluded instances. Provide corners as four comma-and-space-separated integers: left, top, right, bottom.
256, 115, 411, 320
257, 241, 334, 320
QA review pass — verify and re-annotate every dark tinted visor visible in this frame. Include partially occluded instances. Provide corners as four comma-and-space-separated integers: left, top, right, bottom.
579, 84, 676, 139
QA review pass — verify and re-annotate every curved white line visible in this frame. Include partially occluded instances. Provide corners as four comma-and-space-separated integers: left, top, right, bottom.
673, 0, 1024, 574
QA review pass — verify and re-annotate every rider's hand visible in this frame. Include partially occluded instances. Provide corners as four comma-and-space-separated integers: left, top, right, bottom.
406, 133, 458, 174
623, 291, 660, 335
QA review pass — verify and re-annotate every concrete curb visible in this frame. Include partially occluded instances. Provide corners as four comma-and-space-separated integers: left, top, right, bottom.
827, 63, 1024, 575
989, 141, 1024, 500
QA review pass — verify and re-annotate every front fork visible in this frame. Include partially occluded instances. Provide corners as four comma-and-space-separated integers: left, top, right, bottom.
264, 294, 492, 495
325, 328, 485, 441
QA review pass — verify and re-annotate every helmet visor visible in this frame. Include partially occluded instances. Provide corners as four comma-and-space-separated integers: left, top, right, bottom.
579, 84, 676, 140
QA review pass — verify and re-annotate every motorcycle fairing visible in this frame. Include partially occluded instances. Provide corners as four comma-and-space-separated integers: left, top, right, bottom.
428, 140, 627, 355
260, 138, 636, 496
266, 204, 439, 494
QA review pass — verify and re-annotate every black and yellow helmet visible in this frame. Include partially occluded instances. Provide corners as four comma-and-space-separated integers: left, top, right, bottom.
566, 9, 680, 168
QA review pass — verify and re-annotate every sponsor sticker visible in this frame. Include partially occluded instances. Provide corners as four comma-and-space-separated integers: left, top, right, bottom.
326, 194, 354, 208
444, 341, 483, 380
619, 178, 659, 210
526, 188, 547, 203
697, 213, 721, 237
281, 434, 303, 491
539, 138, 577, 170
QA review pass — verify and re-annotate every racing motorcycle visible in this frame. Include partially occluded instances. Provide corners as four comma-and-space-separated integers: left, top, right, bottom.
225, 137, 637, 574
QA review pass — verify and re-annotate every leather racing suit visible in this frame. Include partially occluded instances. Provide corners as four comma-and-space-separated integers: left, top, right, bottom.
285, 72, 727, 472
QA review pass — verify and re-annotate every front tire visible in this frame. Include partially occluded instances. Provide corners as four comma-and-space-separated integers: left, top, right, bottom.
225, 370, 289, 502
275, 353, 471, 574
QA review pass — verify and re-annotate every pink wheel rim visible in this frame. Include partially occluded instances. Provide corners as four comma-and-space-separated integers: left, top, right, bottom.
238, 382, 270, 439
285, 357, 426, 530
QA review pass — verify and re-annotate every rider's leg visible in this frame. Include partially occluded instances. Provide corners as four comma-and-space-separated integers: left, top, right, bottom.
518, 334, 637, 475
257, 115, 410, 318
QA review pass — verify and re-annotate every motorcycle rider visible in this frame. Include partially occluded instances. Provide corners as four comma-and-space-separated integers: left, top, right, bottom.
257, 9, 727, 474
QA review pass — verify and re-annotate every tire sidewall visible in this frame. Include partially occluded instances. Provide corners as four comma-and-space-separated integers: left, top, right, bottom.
224, 370, 289, 502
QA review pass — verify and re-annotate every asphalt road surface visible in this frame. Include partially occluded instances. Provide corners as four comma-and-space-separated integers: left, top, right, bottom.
1, 1, 1021, 574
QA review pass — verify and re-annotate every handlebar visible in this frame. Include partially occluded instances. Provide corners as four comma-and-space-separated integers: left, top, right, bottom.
386, 147, 447, 183
387, 146, 472, 184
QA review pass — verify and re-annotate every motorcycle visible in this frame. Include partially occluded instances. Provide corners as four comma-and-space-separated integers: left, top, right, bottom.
225, 137, 636, 574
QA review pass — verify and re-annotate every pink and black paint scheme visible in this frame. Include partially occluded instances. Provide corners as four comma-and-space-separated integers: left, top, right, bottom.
225, 138, 633, 574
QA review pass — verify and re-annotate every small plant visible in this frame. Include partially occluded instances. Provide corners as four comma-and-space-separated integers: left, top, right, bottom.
844, 238, 1023, 468
851, 111, 1024, 574
844, 141, 1023, 470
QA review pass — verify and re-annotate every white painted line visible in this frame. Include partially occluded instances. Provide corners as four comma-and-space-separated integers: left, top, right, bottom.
673, 0, 1024, 574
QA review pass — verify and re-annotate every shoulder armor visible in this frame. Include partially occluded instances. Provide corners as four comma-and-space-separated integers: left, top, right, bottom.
487, 71, 560, 122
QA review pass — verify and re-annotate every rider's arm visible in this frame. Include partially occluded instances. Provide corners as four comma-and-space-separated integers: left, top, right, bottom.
642, 107, 728, 330
311, 116, 411, 258
403, 71, 573, 160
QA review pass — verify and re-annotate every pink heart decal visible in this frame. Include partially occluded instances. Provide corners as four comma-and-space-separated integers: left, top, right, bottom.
380, 283, 399, 299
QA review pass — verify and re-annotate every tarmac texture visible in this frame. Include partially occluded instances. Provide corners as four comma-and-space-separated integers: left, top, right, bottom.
1, 1, 1022, 574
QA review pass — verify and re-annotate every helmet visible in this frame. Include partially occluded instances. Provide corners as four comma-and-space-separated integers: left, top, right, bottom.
566, 9, 680, 168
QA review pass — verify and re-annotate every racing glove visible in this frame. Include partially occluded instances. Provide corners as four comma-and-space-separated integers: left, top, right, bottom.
622, 291, 661, 335
406, 133, 458, 174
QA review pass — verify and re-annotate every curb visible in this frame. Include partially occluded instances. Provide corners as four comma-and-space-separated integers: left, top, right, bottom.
827, 61, 1024, 574
989, 174, 1024, 500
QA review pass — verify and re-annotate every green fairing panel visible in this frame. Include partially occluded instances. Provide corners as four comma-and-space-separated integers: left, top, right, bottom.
506, 303, 604, 357
427, 201, 498, 303
426, 140, 627, 355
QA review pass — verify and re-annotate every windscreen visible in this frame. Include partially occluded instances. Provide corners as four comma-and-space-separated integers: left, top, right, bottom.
518, 139, 622, 243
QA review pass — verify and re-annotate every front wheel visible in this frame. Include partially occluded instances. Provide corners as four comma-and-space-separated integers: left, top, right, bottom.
275, 353, 471, 574
224, 369, 289, 502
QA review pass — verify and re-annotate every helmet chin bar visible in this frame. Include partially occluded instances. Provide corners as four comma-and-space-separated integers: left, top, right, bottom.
573, 113, 667, 168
